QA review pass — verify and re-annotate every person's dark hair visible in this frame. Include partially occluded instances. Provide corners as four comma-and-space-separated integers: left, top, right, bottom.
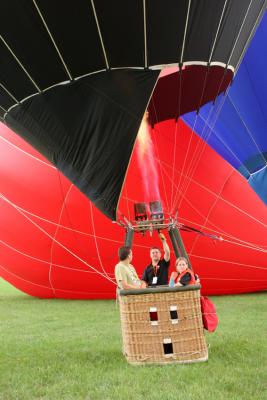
150, 247, 161, 252
118, 246, 132, 261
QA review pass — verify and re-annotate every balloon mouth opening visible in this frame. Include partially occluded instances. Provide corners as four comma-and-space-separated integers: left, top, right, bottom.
118, 64, 233, 222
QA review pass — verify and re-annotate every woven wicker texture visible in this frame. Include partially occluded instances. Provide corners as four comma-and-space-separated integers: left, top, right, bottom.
119, 287, 208, 365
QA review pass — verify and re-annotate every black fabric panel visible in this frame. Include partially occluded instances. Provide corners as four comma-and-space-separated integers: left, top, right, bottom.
211, 0, 252, 66
0, 86, 15, 111
35, 0, 106, 77
183, 0, 227, 62
0, 0, 69, 89
0, 40, 37, 101
95, 0, 144, 68
0, 109, 5, 119
229, 0, 266, 67
146, 0, 188, 65
0, 0, 264, 109
6, 70, 159, 220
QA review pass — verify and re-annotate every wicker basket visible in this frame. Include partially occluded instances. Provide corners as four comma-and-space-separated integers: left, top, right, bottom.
118, 285, 208, 365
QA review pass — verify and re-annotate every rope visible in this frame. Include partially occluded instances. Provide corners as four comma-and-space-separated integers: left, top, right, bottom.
0, 192, 116, 285
48, 179, 74, 295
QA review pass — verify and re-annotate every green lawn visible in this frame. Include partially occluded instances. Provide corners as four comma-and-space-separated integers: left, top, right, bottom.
0, 279, 266, 400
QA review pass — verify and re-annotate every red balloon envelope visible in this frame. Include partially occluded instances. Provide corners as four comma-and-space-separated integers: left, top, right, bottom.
1, 118, 266, 298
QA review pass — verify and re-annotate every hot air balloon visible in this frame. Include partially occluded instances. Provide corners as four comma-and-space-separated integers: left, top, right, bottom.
0, 1, 266, 298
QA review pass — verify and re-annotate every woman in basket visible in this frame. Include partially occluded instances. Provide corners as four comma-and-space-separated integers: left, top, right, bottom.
169, 257, 199, 287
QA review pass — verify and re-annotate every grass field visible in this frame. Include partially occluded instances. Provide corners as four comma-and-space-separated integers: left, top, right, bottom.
0, 279, 266, 400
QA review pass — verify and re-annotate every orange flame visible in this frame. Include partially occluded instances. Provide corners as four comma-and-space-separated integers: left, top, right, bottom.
136, 111, 160, 202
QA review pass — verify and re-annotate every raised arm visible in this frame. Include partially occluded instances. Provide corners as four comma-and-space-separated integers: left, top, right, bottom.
159, 232, 170, 262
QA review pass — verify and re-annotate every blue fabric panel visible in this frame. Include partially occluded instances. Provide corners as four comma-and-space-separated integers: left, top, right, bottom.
249, 167, 267, 204
182, 13, 267, 204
